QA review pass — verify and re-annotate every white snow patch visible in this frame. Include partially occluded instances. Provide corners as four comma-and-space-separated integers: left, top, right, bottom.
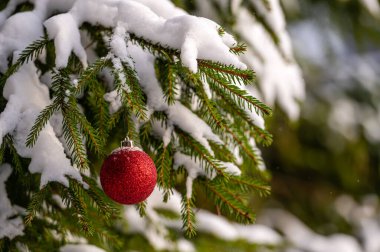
328, 99, 358, 140
39, 0, 245, 72
44, 13, 87, 68
151, 120, 173, 147
125, 187, 283, 251
127, 44, 222, 153
0, 63, 83, 188
173, 152, 215, 198
124, 187, 193, 251
167, 103, 222, 155
110, 24, 133, 66
197, 209, 282, 245
360, 0, 380, 18
0, 164, 25, 240
219, 161, 241, 176
236, 7, 304, 120
136, 0, 187, 19
0, 9, 44, 72
117, 1, 245, 72
60, 244, 106, 252
260, 209, 362, 252
104, 90, 122, 114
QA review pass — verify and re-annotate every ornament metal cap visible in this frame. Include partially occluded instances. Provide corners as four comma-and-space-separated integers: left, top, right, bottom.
121, 136, 133, 147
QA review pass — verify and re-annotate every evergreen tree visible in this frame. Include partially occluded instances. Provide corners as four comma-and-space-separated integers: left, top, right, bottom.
0, 0, 300, 251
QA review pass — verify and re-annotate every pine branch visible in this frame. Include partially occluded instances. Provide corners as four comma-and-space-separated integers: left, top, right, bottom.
229, 43, 248, 55
74, 57, 112, 95
202, 178, 255, 224
215, 88, 273, 146
64, 185, 93, 234
192, 76, 261, 166
129, 33, 180, 59
111, 61, 147, 120
80, 177, 119, 220
25, 185, 51, 225
107, 108, 124, 133
180, 70, 262, 167
121, 61, 147, 120
68, 97, 104, 155
0, 37, 51, 87
62, 105, 89, 170
26, 103, 59, 147
0, 136, 6, 164
156, 58, 178, 105
136, 201, 147, 217
113, 108, 141, 148
27, 69, 92, 169
50, 68, 71, 98
181, 196, 196, 237
3, 135, 24, 176
230, 176, 271, 197
86, 84, 111, 143
204, 72, 272, 116
155, 143, 173, 200
198, 60, 255, 85
176, 128, 229, 178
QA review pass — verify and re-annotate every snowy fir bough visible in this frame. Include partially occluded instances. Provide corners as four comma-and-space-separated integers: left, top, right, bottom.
0, 0, 305, 251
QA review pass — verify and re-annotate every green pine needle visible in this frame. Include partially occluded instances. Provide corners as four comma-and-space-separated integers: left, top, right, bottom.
181, 196, 196, 237
0, 37, 51, 88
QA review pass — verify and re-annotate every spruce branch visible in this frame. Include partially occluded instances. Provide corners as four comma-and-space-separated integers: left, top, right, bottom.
64, 185, 93, 234
155, 143, 173, 200
198, 60, 255, 85
230, 176, 271, 197
121, 61, 147, 120
216, 88, 273, 146
230, 43, 248, 55
129, 33, 180, 59
204, 72, 272, 116
155, 58, 178, 105
202, 178, 255, 224
136, 201, 147, 217
74, 57, 112, 95
0, 37, 51, 88
80, 176, 119, 220
111, 61, 147, 120
68, 97, 104, 155
25, 185, 51, 225
181, 196, 196, 237
107, 108, 124, 133
62, 105, 89, 170
181, 70, 262, 166
0, 136, 6, 164
193, 76, 261, 166
2, 135, 23, 175
26, 103, 59, 147
86, 84, 111, 140
176, 128, 229, 178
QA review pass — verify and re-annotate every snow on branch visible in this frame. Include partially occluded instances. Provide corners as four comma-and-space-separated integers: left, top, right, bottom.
0, 63, 84, 188
0, 164, 24, 240
41, 0, 245, 72
0, 0, 272, 245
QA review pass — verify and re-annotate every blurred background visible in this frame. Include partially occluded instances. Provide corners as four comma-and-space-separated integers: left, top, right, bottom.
267, 0, 380, 226
178, 0, 380, 251
267, 0, 380, 227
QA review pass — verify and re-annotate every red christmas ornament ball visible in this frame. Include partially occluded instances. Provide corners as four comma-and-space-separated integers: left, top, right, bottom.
100, 147, 157, 204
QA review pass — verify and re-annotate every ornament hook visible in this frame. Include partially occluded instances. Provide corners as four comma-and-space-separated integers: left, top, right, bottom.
121, 136, 133, 147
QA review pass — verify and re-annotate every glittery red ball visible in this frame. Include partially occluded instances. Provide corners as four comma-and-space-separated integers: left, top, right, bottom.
100, 147, 157, 204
